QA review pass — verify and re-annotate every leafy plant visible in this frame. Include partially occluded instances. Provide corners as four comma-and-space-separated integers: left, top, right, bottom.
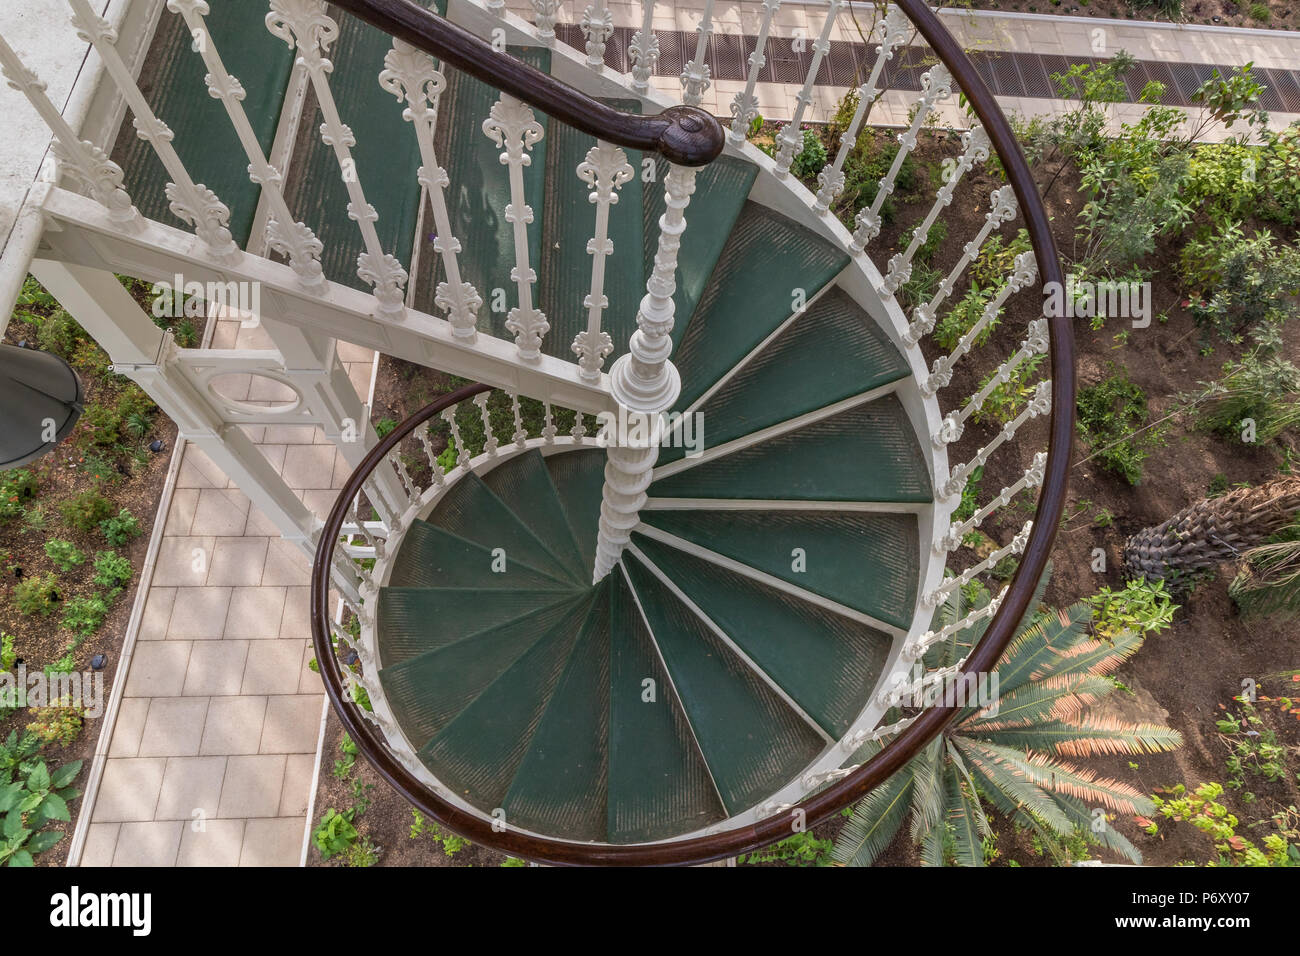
1195, 348, 1300, 444
0, 470, 37, 521
313, 807, 358, 860
25, 700, 84, 747
1148, 782, 1296, 866
1181, 225, 1300, 344
91, 550, 132, 591
374, 417, 398, 439
738, 831, 833, 866
343, 837, 380, 867
58, 491, 113, 533
13, 573, 60, 617
99, 508, 141, 546
0, 758, 82, 867
409, 809, 469, 856
1230, 522, 1300, 620
61, 594, 110, 639
43, 539, 84, 572
790, 129, 828, 180
1076, 368, 1166, 485
1086, 578, 1178, 639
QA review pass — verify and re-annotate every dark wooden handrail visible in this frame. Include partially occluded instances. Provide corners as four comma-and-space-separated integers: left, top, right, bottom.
330, 0, 725, 166
311, 0, 1073, 866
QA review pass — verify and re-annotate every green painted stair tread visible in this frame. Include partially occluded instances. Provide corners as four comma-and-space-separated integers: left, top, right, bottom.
423, 47, 551, 336
497, 585, 613, 842
379, 593, 589, 746
375, 587, 578, 668
643, 155, 757, 333
637, 509, 918, 628
424, 469, 579, 584
480, 450, 588, 581
649, 395, 933, 503
658, 286, 912, 465
281, 8, 431, 289
417, 589, 603, 811
540, 99, 644, 365
545, 449, 607, 575
608, 572, 726, 842
385, 521, 575, 590
671, 202, 850, 411
630, 535, 892, 736
621, 556, 826, 815
112, 5, 293, 248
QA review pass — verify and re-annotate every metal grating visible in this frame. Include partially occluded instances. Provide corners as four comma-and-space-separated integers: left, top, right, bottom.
1122, 59, 1153, 102
825, 40, 859, 87
1016, 53, 1056, 98
1252, 68, 1288, 113
656, 28, 687, 77
1167, 61, 1202, 105
1265, 67, 1300, 112
709, 34, 748, 82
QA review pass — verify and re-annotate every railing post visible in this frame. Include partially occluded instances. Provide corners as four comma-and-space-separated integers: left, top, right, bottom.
728, 0, 781, 145
774, 0, 840, 178
594, 163, 697, 581
573, 142, 634, 381
628, 0, 659, 94
680, 0, 716, 108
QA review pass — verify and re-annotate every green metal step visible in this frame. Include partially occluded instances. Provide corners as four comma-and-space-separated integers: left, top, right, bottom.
638, 508, 918, 628
621, 555, 826, 815
499, 583, 613, 842
417, 589, 603, 809
386, 520, 576, 590
424, 470, 580, 584
649, 394, 933, 503
607, 571, 726, 842
480, 450, 588, 581
421, 47, 551, 336
378, 593, 588, 746
544, 448, 607, 576
630, 535, 892, 736
658, 286, 912, 465
375, 586, 577, 668
113, 5, 294, 248
539, 99, 645, 365
281, 7, 432, 289
671, 202, 850, 411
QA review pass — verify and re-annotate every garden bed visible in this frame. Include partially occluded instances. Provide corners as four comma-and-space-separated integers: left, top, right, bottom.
953, 0, 1294, 30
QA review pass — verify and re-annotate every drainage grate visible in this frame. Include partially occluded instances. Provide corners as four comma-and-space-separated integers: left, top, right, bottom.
825, 40, 859, 87
1016, 53, 1056, 98
709, 33, 746, 82
1264, 67, 1300, 112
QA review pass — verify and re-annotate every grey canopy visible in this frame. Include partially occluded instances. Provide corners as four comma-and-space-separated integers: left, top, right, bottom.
0, 343, 83, 470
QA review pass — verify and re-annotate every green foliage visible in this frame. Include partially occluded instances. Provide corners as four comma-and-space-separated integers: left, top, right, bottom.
904, 219, 948, 266
899, 261, 941, 311
738, 832, 833, 866
0, 755, 82, 867
13, 573, 60, 617
952, 465, 984, 525
1086, 578, 1178, 639
333, 733, 358, 780
343, 837, 380, 867
313, 808, 358, 860
500, 856, 527, 867
0, 634, 14, 671
374, 417, 398, 439
1181, 225, 1300, 344
1218, 698, 1289, 790
34, 313, 87, 361
1195, 348, 1300, 444
790, 129, 828, 180
836, 132, 919, 229
971, 229, 1033, 290
1150, 782, 1296, 866
91, 550, 132, 590
43, 539, 84, 572
0, 470, 37, 521
58, 491, 113, 533
99, 507, 141, 546
1230, 522, 1300, 620
409, 809, 470, 856
25, 700, 84, 747
1076, 368, 1166, 485
61, 594, 110, 639
968, 354, 1045, 427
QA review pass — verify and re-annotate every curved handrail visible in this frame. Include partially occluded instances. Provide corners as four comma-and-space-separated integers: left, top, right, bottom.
311, 0, 1074, 865
330, 0, 725, 166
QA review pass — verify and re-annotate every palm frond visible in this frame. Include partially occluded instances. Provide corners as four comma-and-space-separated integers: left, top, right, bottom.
961, 674, 1118, 729
993, 603, 1092, 693
1020, 716, 1184, 758
832, 757, 917, 866
944, 760, 986, 866
953, 737, 1076, 833
971, 741, 1154, 814
946, 739, 992, 839
908, 739, 945, 845
1051, 792, 1144, 864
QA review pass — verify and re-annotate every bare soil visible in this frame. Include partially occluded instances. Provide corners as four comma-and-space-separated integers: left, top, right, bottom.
955, 0, 1295, 30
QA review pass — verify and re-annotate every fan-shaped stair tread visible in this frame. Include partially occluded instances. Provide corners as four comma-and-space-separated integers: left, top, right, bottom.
375, 586, 578, 667
638, 509, 919, 628
621, 556, 826, 815
499, 585, 613, 842
421, 46, 552, 335
385, 520, 575, 590
607, 572, 726, 842
426, 469, 580, 584
378, 593, 589, 746
540, 99, 645, 365
416, 589, 603, 809
480, 449, 588, 581
544, 448, 607, 575
658, 286, 912, 465
672, 202, 850, 411
649, 395, 933, 504
630, 535, 892, 736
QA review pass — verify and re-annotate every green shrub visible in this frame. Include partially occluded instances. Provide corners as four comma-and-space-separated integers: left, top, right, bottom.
1087, 578, 1178, 639
374, 417, 398, 439
34, 313, 86, 360
0, 470, 37, 520
1196, 350, 1300, 444
92, 550, 132, 591
790, 129, 828, 180
99, 508, 141, 546
934, 283, 998, 351
13, 573, 60, 617
1181, 225, 1300, 343
1076, 368, 1166, 485
313, 808, 358, 860
58, 491, 114, 533
25, 700, 84, 747
0, 756, 83, 866
61, 594, 110, 639
43, 540, 84, 572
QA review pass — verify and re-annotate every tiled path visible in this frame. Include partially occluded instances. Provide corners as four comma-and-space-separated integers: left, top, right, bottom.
509, 2, 1299, 138
78, 318, 375, 866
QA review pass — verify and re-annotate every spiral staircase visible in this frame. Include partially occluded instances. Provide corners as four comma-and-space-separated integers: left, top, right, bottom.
0, 0, 1072, 864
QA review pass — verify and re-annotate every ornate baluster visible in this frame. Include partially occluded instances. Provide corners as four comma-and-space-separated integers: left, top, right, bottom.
815, 6, 910, 215
938, 454, 1046, 554
389, 449, 417, 505
841, 713, 920, 755
530, 0, 561, 44
574, 143, 634, 382
417, 422, 444, 487
441, 406, 470, 467
882, 125, 990, 294
628, 0, 659, 94
67, 0, 240, 262
902, 587, 1007, 661
774, 0, 841, 179
0, 33, 140, 228
380, 39, 482, 339
542, 400, 558, 443
933, 318, 1049, 446
473, 391, 499, 458
926, 522, 1033, 606
483, 94, 549, 360
349, 494, 385, 562
923, 251, 1038, 396
942, 381, 1052, 499
728, 0, 782, 145
905, 185, 1018, 345
571, 411, 587, 442
486, 0, 504, 14
850, 62, 953, 254
267, 0, 408, 318
680, 0, 715, 107
169, 0, 326, 290
582, 0, 614, 70
508, 391, 527, 447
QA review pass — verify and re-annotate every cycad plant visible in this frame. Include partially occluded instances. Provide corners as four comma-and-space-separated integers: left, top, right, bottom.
1229, 521, 1300, 620
832, 572, 1182, 866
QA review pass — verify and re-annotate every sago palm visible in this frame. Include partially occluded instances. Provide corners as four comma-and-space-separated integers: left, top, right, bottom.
832, 570, 1182, 866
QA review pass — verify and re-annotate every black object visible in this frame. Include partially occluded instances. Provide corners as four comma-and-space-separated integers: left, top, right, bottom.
0, 343, 83, 470
91, 654, 107, 671
342, 649, 359, 666
149, 439, 165, 453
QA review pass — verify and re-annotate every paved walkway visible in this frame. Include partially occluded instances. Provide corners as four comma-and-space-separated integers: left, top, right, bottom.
77, 318, 375, 867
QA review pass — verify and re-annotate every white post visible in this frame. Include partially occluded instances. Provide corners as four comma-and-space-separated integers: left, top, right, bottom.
628, 0, 659, 95
573, 143, 634, 382
728, 0, 782, 145
774, 0, 841, 178
582, 0, 614, 70
529, 0, 561, 44
680, 0, 715, 107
